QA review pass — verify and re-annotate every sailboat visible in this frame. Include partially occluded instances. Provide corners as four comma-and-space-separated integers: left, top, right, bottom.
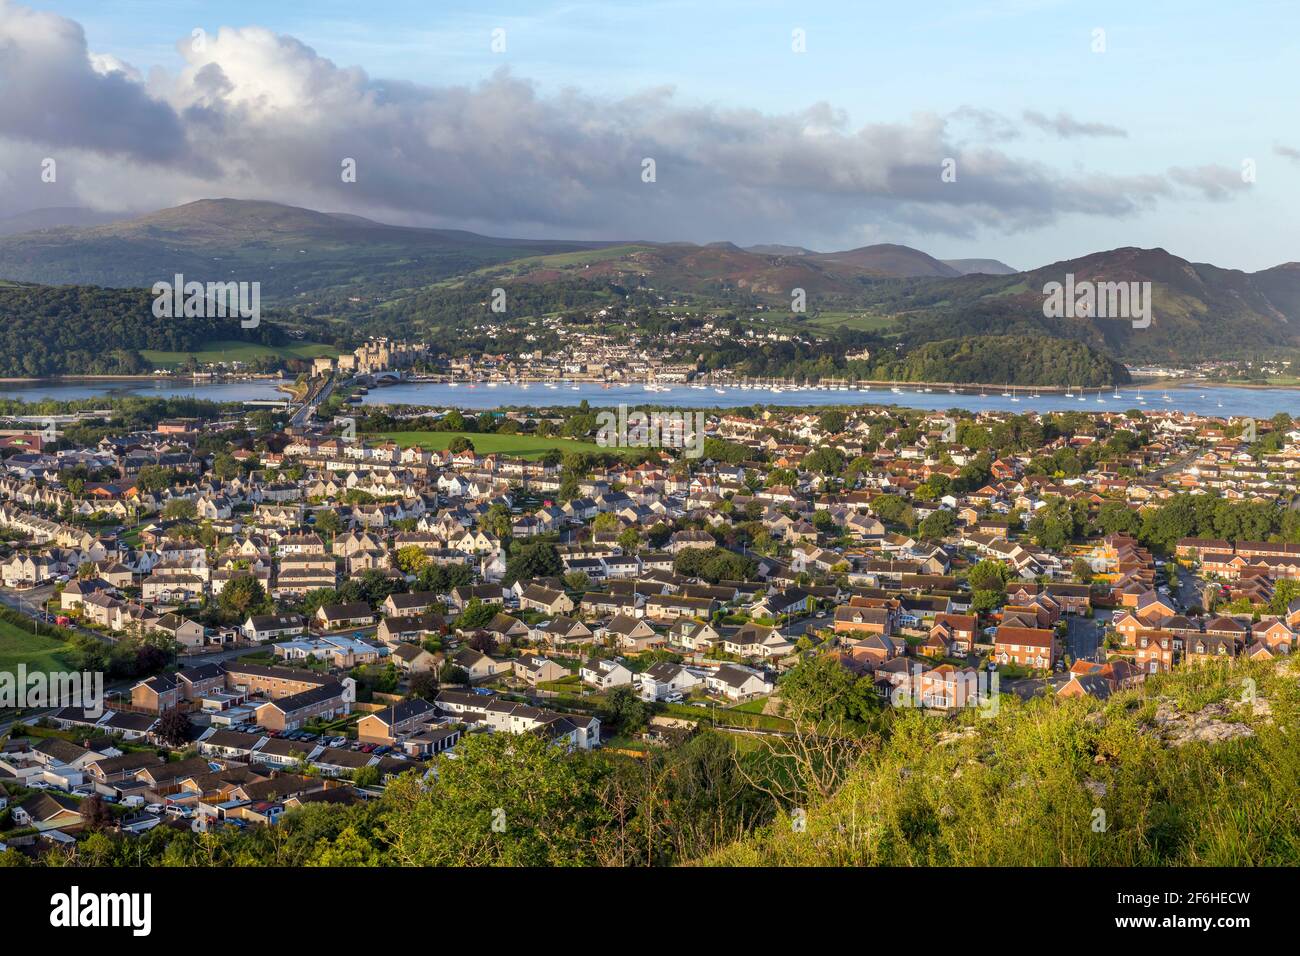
1065, 385, 1074, 399
1009, 385, 1020, 403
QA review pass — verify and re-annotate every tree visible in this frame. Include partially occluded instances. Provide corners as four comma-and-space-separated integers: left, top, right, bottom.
603, 686, 650, 735
1270, 578, 1300, 616
438, 662, 470, 685
778, 654, 875, 724
156, 708, 193, 747
466, 631, 499, 656
81, 793, 113, 832
505, 541, 563, 584
1072, 558, 1094, 584
802, 446, 843, 476
162, 498, 197, 521
381, 732, 612, 866
313, 510, 343, 536
454, 599, 500, 631
211, 453, 242, 481
817, 409, 847, 434
410, 670, 441, 699
395, 545, 430, 575
218, 574, 268, 620
448, 436, 475, 454
135, 465, 175, 495
968, 558, 1012, 592
352, 765, 381, 788
918, 509, 956, 541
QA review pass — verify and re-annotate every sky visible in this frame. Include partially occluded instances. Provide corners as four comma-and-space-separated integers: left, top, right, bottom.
1, 0, 1297, 270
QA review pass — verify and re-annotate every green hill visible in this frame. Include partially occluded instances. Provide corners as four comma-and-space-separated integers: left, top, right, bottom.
704, 657, 1299, 866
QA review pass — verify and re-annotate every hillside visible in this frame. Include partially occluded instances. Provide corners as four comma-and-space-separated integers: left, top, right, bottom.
869, 247, 1300, 364
0, 282, 305, 376
943, 257, 1018, 275
0, 199, 1296, 368
815, 243, 961, 277
0, 206, 126, 236
706, 657, 1300, 866
0, 199, 603, 300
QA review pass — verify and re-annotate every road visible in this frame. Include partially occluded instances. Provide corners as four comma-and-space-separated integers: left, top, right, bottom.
289, 373, 339, 429
1173, 563, 1204, 612
1063, 613, 1103, 664
0, 584, 112, 646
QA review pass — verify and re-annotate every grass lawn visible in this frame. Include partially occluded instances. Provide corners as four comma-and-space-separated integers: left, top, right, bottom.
0, 618, 72, 673
806, 310, 898, 332
140, 340, 340, 369
369, 430, 620, 460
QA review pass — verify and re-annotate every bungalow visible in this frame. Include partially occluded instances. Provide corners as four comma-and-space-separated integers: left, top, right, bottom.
450, 647, 507, 681
722, 623, 795, 660
833, 604, 894, 639
315, 602, 376, 631
518, 584, 575, 616
751, 587, 811, 619
377, 610, 445, 645
580, 657, 635, 690
705, 664, 773, 701
532, 616, 593, 648
513, 654, 568, 686
391, 643, 440, 674
243, 613, 306, 643
12, 793, 82, 830
600, 614, 662, 651
381, 591, 440, 618
634, 662, 703, 701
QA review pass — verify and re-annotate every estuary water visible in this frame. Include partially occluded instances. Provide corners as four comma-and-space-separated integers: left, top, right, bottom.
354, 380, 1300, 418
0, 377, 292, 404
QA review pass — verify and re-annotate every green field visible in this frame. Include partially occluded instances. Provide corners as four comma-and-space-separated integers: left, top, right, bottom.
805, 310, 898, 332
370, 430, 620, 459
479, 244, 656, 276
0, 618, 72, 673
140, 340, 340, 369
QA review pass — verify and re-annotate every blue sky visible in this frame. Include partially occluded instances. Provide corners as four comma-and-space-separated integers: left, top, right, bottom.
14, 0, 1300, 269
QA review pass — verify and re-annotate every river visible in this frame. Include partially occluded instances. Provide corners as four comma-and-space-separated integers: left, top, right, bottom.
355, 380, 1300, 418
0, 377, 292, 404
6, 377, 1300, 419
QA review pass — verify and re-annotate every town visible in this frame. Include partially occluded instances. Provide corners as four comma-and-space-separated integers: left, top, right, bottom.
1, 369, 1295, 858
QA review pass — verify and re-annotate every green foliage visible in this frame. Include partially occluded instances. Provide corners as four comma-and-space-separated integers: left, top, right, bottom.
673, 546, 756, 583
504, 541, 563, 585
778, 654, 878, 724
708, 658, 1300, 866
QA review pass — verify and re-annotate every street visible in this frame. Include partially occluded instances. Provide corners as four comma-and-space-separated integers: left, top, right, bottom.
1064, 612, 1103, 664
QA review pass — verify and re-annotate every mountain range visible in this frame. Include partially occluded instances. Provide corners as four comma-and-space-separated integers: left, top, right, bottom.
0, 198, 1296, 365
